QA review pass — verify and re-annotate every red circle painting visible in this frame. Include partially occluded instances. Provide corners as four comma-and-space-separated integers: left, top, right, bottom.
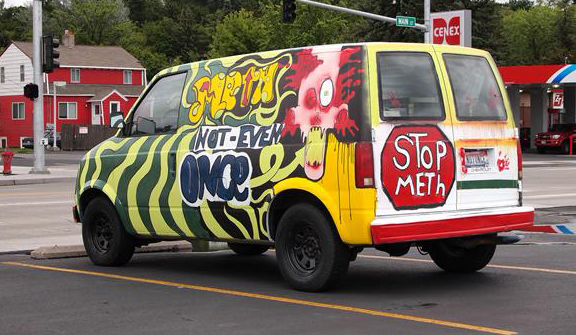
381, 125, 455, 210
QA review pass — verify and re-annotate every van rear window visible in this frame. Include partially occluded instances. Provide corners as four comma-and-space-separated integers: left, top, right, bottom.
444, 54, 507, 121
378, 52, 445, 120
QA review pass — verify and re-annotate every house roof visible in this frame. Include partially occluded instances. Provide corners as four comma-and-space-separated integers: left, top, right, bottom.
45, 83, 145, 100
12, 41, 144, 69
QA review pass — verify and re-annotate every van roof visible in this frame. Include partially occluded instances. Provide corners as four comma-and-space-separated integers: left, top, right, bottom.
155, 42, 486, 80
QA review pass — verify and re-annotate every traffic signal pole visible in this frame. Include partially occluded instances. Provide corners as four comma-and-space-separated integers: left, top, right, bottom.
31, 0, 48, 174
292, 0, 430, 40
424, 0, 431, 43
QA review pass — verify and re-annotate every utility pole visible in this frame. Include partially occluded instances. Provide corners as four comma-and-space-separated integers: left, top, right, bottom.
31, 0, 48, 174
424, 0, 431, 43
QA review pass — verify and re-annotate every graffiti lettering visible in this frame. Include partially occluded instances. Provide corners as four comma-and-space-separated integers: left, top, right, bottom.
192, 124, 283, 151
382, 126, 455, 210
189, 63, 282, 124
180, 151, 252, 207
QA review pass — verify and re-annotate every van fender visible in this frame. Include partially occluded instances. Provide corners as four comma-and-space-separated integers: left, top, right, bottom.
77, 180, 135, 236
270, 177, 343, 239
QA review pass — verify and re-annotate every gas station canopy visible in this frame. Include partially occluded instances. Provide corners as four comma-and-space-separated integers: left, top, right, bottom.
499, 64, 576, 85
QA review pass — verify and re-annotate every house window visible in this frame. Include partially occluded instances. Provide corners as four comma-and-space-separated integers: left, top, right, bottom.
20, 65, 25, 82
12, 102, 25, 120
71, 68, 81, 83
0, 67, 4, 83
58, 102, 78, 119
123, 70, 132, 84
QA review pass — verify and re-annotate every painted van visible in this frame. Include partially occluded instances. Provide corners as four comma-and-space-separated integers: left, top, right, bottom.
74, 43, 534, 291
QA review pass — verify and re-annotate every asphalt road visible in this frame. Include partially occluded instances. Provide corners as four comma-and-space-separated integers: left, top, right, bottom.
1, 239, 575, 335
0, 182, 80, 252
1, 161, 574, 252
0, 152, 574, 334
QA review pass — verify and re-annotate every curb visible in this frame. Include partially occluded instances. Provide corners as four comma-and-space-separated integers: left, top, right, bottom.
0, 176, 76, 187
30, 241, 229, 260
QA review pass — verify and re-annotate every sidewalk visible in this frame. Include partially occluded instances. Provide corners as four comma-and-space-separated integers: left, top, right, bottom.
0, 165, 77, 186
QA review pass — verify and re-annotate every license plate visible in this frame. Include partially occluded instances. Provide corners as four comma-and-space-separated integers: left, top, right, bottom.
464, 149, 492, 172
465, 149, 488, 167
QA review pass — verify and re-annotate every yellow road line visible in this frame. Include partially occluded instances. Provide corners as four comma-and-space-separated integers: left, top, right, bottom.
3, 261, 515, 335
359, 255, 576, 275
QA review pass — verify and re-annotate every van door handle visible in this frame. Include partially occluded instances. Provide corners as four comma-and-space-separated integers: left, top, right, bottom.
169, 152, 176, 176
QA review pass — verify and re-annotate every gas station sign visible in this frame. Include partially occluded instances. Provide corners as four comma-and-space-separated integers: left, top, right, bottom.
431, 10, 472, 47
552, 92, 564, 109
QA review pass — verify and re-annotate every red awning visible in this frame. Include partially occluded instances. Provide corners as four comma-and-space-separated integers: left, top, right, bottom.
498, 65, 566, 85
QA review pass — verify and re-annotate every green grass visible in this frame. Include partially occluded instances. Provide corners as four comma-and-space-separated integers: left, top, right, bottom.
0, 148, 33, 154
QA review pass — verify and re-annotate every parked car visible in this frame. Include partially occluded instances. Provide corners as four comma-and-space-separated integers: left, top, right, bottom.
534, 123, 576, 154
21, 131, 61, 149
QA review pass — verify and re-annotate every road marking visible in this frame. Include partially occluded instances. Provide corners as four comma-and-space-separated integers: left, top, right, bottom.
358, 255, 576, 275
2, 261, 515, 335
0, 192, 69, 197
0, 201, 73, 207
523, 193, 576, 199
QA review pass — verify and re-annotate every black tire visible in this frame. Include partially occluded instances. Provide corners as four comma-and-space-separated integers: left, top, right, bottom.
228, 243, 270, 256
82, 197, 135, 266
561, 141, 570, 154
427, 240, 496, 273
537, 147, 546, 154
275, 203, 350, 292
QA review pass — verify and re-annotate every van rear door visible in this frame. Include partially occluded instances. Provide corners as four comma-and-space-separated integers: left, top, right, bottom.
369, 44, 458, 217
434, 46, 520, 210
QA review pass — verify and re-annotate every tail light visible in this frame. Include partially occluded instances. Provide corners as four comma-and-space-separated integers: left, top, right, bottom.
355, 142, 375, 188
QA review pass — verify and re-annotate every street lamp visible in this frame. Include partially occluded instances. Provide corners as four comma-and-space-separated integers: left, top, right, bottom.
53, 81, 66, 150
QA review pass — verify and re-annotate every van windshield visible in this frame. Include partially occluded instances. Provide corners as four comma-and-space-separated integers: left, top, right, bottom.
444, 54, 506, 121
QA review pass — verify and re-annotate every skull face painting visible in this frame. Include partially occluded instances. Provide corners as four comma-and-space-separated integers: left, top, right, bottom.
283, 46, 362, 181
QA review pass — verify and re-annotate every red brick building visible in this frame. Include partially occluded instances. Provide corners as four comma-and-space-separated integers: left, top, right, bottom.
0, 32, 145, 148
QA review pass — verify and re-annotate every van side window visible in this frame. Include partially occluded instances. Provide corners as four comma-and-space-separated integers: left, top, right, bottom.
130, 72, 187, 136
378, 52, 444, 120
444, 54, 507, 121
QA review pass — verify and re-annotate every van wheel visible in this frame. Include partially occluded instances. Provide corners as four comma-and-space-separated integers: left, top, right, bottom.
537, 147, 546, 154
82, 197, 135, 266
276, 204, 350, 292
427, 241, 496, 273
228, 243, 270, 256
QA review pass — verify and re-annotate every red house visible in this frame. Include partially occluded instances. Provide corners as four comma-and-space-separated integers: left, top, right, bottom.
0, 31, 146, 148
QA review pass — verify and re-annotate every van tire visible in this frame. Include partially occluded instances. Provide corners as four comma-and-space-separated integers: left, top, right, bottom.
82, 197, 135, 266
427, 241, 496, 273
276, 203, 350, 292
228, 243, 270, 256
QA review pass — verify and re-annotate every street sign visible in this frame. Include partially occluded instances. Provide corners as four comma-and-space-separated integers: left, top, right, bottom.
396, 16, 416, 27
431, 10, 472, 47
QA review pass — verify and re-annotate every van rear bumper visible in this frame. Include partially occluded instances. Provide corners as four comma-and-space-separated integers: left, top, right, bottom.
370, 206, 534, 244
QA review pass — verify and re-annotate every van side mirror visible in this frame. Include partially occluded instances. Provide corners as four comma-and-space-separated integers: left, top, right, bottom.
110, 111, 125, 129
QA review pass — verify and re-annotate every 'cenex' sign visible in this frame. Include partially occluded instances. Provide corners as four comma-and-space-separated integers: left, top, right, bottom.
431, 10, 471, 47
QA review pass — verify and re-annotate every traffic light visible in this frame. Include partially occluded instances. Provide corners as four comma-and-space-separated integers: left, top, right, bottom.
24, 83, 39, 100
42, 35, 60, 73
283, 0, 296, 24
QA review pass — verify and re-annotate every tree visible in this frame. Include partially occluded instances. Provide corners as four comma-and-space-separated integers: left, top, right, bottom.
52, 0, 129, 45
502, 6, 562, 64
207, 9, 269, 58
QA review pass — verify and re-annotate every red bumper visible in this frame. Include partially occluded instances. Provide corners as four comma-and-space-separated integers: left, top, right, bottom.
371, 210, 534, 245
534, 139, 562, 147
